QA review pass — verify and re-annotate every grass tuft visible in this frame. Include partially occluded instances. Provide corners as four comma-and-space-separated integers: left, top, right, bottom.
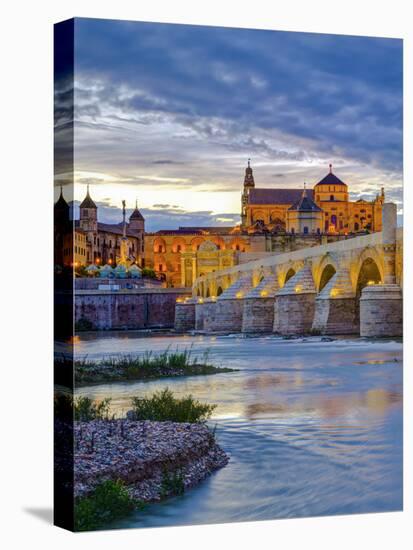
74, 480, 139, 531
131, 387, 216, 423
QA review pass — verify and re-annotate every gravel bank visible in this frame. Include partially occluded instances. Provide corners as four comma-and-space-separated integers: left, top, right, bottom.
75, 419, 229, 502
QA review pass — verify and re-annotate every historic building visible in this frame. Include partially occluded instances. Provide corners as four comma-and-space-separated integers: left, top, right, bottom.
54, 186, 145, 268
241, 162, 384, 234
55, 162, 385, 288
143, 229, 260, 287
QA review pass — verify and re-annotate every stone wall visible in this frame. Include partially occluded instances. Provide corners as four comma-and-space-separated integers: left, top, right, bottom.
360, 285, 402, 337
75, 289, 191, 330
277, 293, 316, 335
312, 297, 358, 335
174, 300, 196, 332
212, 299, 245, 332
242, 297, 275, 333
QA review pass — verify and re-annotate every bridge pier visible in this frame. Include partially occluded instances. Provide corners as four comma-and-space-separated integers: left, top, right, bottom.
195, 299, 206, 330
360, 203, 402, 337
312, 268, 358, 335
174, 297, 196, 332
242, 275, 279, 333
360, 284, 402, 337
212, 275, 253, 332
276, 264, 317, 335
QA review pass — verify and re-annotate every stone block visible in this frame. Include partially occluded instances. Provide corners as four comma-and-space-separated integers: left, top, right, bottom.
360, 284, 402, 337
242, 297, 275, 333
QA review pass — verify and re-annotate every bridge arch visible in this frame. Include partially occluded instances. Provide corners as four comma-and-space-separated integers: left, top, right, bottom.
318, 264, 337, 292
352, 247, 384, 293
284, 268, 296, 286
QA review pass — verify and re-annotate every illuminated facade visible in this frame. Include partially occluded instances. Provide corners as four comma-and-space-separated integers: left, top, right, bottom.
241, 162, 384, 234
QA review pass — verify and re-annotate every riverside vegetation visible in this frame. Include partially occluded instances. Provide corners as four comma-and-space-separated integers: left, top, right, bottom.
63, 390, 226, 531
55, 347, 236, 387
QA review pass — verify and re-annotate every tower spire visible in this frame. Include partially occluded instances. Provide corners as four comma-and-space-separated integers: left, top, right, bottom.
122, 200, 126, 238
244, 159, 254, 188
329, 163, 333, 173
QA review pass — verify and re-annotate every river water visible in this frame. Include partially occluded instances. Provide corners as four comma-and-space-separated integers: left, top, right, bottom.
74, 333, 403, 528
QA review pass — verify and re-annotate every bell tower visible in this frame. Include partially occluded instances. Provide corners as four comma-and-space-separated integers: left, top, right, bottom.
241, 159, 255, 228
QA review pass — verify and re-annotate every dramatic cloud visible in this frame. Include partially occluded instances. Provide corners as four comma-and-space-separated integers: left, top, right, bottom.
70, 18, 403, 224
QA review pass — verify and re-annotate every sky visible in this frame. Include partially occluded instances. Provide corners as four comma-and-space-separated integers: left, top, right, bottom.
57, 18, 403, 231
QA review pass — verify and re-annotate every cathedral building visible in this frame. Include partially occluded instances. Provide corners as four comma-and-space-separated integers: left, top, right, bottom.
241, 162, 384, 234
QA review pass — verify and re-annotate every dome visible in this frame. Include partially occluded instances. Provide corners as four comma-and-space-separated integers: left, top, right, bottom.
314, 164, 347, 188
54, 187, 69, 211
80, 186, 97, 209
100, 264, 114, 277
288, 188, 322, 212
130, 200, 145, 221
114, 264, 128, 278
85, 264, 99, 276
129, 264, 142, 278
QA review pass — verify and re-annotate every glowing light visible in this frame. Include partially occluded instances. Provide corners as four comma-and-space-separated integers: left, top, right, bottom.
330, 288, 340, 298
198, 297, 204, 304
176, 297, 184, 303
295, 285, 303, 293
236, 291, 244, 299
211, 296, 217, 302
260, 290, 268, 297
367, 280, 376, 286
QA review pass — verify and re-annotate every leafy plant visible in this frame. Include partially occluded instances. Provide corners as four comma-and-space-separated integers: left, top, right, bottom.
131, 388, 216, 423
74, 396, 112, 421
74, 480, 138, 531
160, 468, 185, 499
142, 267, 157, 279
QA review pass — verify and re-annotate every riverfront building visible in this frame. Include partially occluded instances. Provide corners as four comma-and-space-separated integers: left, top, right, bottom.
55, 163, 385, 287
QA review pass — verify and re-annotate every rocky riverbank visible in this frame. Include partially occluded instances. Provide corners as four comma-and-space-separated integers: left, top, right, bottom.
75, 419, 229, 502
74, 361, 235, 386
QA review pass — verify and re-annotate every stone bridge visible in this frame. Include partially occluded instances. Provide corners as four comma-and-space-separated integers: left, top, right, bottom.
175, 204, 403, 337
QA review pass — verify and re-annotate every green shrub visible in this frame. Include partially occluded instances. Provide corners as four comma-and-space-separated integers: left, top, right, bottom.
142, 267, 157, 279
131, 388, 216, 423
160, 468, 185, 499
75, 480, 138, 531
74, 396, 112, 421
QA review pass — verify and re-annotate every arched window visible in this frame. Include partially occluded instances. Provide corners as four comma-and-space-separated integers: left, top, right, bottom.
331, 214, 337, 227
303, 226, 309, 234
330, 195, 334, 201
354, 222, 359, 231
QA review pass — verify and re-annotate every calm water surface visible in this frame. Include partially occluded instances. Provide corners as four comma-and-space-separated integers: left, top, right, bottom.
72, 333, 403, 528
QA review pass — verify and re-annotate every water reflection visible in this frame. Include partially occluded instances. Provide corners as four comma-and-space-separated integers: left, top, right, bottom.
75, 334, 402, 527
